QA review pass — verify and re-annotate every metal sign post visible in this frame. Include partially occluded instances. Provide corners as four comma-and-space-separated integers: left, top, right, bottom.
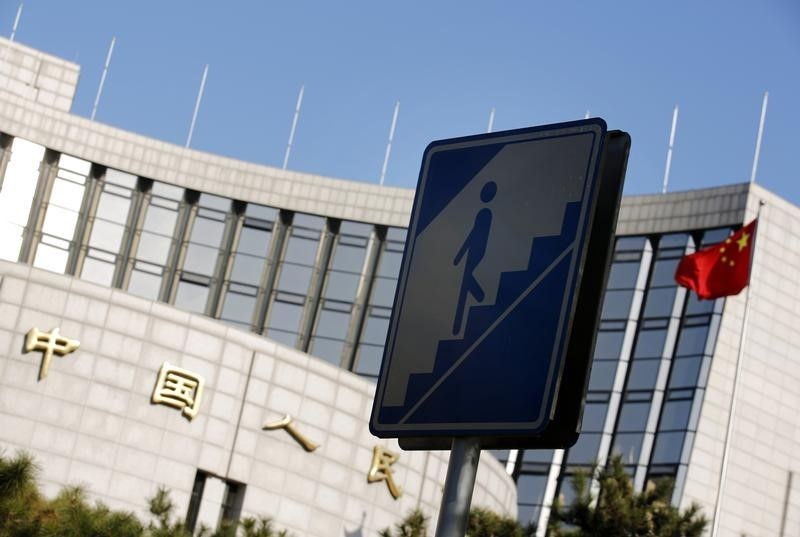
434, 438, 481, 537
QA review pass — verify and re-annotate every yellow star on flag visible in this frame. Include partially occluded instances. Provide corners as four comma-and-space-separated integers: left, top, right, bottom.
736, 232, 750, 251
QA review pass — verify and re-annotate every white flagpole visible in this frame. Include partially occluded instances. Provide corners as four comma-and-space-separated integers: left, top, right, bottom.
662, 105, 679, 194
91, 36, 116, 121
186, 64, 209, 148
282, 84, 305, 170
710, 201, 765, 537
584, 110, 590, 119
750, 92, 769, 184
379, 101, 400, 186
486, 107, 495, 133
9, 3, 22, 42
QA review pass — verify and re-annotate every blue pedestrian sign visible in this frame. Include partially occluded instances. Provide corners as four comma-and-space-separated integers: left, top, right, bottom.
370, 119, 629, 447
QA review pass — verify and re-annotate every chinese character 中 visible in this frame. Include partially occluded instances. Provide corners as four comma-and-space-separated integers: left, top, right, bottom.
24, 327, 80, 380
367, 445, 402, 499
151, 362, 204, 420
262, 414, 320, 452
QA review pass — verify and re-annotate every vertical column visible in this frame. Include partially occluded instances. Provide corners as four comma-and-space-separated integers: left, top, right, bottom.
341, 226, 383, 371
296, 218, 338, 352
66, 164, 105, 276
161, 189, 199, 303
207, 201, 245, 317
0, 134, 12, 191
253, 210, 290, 334
114, 177, 151, 289
535, 449, 565, 537
18, 149, 59, 264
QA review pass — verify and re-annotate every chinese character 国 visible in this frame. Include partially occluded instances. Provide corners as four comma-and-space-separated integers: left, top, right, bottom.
151, 362, 205, 420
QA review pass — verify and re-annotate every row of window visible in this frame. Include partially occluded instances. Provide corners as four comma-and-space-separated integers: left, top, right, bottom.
0, 136, 406, 378
503, 229, 727, 525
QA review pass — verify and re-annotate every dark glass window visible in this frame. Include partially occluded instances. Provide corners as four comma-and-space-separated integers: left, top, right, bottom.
309, 221, 372, 365
128, 182, 183, 300
626, 358, 660, 390
601, 289, 635, 320
354, 227, 406, 378
633, 327, 667, 359
566, 433, 601, 465
612, 432, 644, 465
643, 287, 677, 318
607, 261, 640, 289
650, 431, 685, 464
593, 329, 625, 360
219, 204, 277, 329
588, 360, 616, 391
516, 474, 547, 525
265, 213, 324, 346
81, 169, 136, 286
174, 194, 232, 314
669, 356, 702, 388
581, 402, 608, 432
675, 323, 710, 356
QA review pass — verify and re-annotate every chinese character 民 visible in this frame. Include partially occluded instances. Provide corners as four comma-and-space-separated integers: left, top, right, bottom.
263, 414, 320, 452
367, 445, 402, 499
151, 362, 204, 420
24, 327, 80, 380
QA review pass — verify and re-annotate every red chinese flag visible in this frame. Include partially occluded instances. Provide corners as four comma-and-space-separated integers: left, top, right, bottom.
674, 219, 757, 300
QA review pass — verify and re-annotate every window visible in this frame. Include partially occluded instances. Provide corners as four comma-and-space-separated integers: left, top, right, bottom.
0, 138, 45, 261
128, 182, 184, 300
354, 227, 406, 378
33, 154, 90, 273
174, 194, 233, 314
186, 470, 245, 533
219, 204, 276, 329
80, 168, 137, 285
516, 474, 547, 525
309, 221, 371, 366
265, 213, 325, 346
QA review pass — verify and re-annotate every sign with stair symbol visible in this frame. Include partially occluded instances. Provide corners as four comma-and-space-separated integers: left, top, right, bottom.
371, 119, 629, 445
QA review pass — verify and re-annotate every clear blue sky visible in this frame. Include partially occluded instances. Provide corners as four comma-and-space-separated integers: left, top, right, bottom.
5, 1, 800, 204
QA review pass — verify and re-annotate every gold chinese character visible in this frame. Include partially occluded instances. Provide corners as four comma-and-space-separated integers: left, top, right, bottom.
367, 445, 402, 499
262, 414, 320, 452
24, 327, 80, 380
151, 362, 204, 420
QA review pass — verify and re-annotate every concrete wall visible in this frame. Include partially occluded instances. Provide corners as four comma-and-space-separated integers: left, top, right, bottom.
0, 37, 79, 112
681, 184, 800, 536
0, 261, 517, 536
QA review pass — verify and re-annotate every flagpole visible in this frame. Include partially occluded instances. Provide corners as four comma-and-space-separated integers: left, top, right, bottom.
750, 91, 769, 184
486, 107, 495, 133
186, 64, 209, 149
662, 105, 679, 194
283, 84, 305, 170
9, 3, 22, 42
91, 36, 116, 121
379, 101, 400, 186
710, 201, 765, 537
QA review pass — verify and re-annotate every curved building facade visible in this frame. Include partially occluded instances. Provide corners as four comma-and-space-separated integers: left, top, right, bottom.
2, 36, 800, 537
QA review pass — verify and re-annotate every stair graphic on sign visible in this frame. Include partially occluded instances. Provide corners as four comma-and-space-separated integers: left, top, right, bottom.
379, 200, 582, 427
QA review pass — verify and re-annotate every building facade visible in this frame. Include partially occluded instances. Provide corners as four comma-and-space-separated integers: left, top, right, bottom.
1, 36, 799, 536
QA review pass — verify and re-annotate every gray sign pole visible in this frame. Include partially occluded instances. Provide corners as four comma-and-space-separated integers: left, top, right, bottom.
434, 437, 481, 537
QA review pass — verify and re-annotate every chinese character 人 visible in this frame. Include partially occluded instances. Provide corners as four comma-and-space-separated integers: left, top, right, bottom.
367, 445, 402, 499
24, 327, 80, 380
263, 414, 320, 452
151, 362, 204, 420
